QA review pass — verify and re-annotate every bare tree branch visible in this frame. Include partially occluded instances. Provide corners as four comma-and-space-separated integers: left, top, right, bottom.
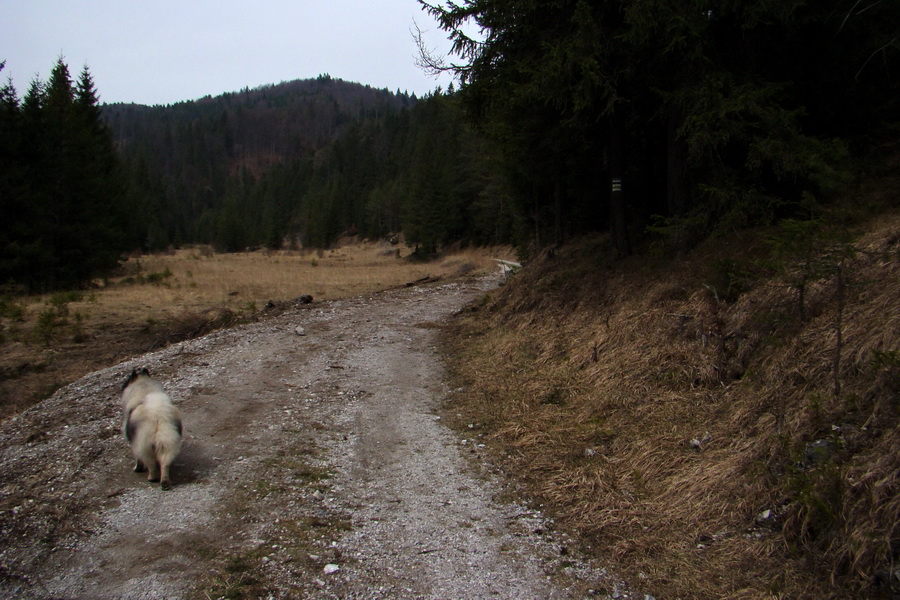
856, 36, 899, 78
411, 19, 477, 83
412, 20, 451, 78
840, 0, 885, 32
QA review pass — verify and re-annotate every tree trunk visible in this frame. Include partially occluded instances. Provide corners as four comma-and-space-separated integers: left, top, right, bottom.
609, 124, 631, 258
666, 107, 688, 216
554, 176, 564, 246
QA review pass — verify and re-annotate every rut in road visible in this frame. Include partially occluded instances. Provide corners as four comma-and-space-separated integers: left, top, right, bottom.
0, 276, 624, 599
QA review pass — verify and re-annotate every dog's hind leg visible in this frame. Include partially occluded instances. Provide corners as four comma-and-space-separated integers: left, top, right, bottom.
157, 443, 178, 490
159, 461, 173, 490
147, 460, 160, 483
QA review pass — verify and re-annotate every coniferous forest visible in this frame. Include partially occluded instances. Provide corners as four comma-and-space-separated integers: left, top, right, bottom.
102, 75, 513, 255
1, 60, 127, 291
2, 0, 898, 291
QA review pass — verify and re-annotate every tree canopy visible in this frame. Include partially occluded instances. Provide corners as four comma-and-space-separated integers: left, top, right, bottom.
420, 0, 900, 255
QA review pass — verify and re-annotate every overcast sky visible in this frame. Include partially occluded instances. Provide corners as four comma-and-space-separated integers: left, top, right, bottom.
1, 0, 461, 106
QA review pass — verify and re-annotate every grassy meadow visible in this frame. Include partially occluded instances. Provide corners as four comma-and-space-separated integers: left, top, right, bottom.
0, 241, 513, 419
99, 242, 507, 319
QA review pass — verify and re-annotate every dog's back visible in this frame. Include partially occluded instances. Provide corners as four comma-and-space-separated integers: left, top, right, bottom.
122, 368, 183, 490
122, 370, 166, 412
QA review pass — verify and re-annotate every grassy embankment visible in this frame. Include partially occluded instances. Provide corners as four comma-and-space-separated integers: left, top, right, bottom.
0, 241, 511, 419
442, 185, 898, 597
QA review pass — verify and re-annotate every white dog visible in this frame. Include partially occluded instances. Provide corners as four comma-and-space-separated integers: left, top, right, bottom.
121, 368, 183, 490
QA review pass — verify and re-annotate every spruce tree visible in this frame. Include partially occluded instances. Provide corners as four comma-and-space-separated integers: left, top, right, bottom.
0, 64, 28, 286
0, 58, 128, 290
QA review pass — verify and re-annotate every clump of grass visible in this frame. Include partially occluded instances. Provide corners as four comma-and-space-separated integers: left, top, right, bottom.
143, 267, 173, 285
195, 550, 265, 600
48, 290, 82, 316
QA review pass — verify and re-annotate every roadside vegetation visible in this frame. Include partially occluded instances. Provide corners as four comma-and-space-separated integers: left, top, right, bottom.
441, 181, 899, 598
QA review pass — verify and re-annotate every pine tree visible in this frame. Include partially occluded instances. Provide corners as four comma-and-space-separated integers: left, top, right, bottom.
0, 59, 128, 289
72, 65, 128, 278
0, 63, 29, 286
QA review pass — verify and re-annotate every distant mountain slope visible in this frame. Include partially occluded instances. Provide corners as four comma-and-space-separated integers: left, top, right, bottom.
101, 76, 425, 250
104, 75, 415, 176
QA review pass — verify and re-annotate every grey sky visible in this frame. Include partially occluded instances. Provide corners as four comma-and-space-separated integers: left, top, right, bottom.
1, 0, 460, 105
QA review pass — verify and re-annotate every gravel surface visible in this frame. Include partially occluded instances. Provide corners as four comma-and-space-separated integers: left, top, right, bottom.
0, 275, 628, 599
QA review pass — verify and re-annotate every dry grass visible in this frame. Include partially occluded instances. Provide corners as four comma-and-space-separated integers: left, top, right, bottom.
443, 212, 900, 599
105, 240, 508, 319
0, 240, 512, 418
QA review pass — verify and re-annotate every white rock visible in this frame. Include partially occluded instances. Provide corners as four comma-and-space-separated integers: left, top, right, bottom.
323, 564, 340, 575
756, 509, 773, 523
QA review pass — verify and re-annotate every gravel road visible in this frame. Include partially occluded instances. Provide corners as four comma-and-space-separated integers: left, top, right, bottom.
0, 275, 625, 599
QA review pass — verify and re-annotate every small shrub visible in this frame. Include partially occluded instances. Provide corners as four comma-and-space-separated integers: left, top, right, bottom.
0, 298, 26, 320
783, 459, 845, 547
144, 268, 173, 285
49, 291, 82, 316
710, 257, 754, 302
871, 349, 900, 371
35, 308, 61, 345
71, 312, 87, 343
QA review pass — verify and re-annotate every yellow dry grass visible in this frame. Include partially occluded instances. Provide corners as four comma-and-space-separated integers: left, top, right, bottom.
11, 241, 509, 335
0, 240, 513, 418
442, 212, 900, 599
95, 241, 508, 322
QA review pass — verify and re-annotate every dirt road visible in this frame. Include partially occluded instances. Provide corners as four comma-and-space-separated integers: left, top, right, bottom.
0, 275, 624, 599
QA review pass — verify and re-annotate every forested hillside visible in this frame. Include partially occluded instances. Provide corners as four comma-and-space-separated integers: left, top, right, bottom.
105, 77, 512, 253
1, 62, 513, 291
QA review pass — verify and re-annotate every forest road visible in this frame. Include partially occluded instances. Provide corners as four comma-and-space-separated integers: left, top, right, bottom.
0, 274, 622, 599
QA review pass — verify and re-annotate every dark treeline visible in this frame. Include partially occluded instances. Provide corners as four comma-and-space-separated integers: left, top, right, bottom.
2, 64, 513, 292
242, 87, 516, 254
105, 75, 420, 251
105, 75, 514, 255
1, 59, 127, 291
3, 2, 897, 289
422, 0, 900, 256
